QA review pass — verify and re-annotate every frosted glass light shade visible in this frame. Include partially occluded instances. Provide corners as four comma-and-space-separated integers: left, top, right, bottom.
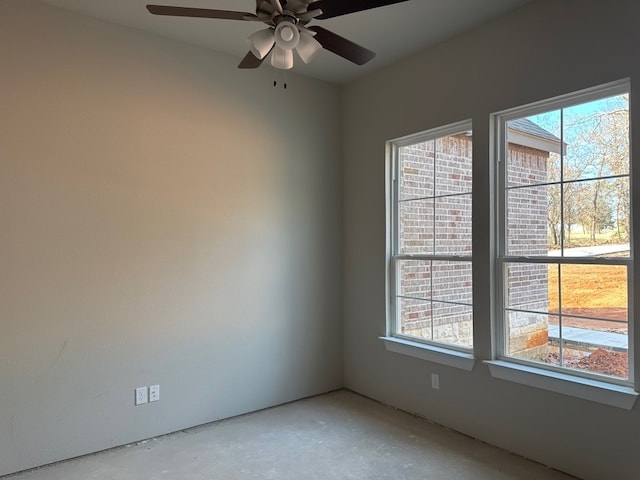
248, 28, 275, 60
296, 31, 322, 64
271, 45, 293, 69
274, 21, 300, 50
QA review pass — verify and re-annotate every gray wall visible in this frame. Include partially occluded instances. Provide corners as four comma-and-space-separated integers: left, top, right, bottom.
342, 1, 640, 479
0, 1, 342, 476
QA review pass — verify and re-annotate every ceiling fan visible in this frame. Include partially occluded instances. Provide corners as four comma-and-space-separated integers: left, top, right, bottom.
146, 0, 409, 70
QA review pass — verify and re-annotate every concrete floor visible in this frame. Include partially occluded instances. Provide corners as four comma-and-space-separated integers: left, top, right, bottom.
3, 390, 577, 480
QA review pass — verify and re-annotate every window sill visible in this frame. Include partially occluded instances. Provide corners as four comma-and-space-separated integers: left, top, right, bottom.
381, 337, 476, 371
485, 360, 638, 410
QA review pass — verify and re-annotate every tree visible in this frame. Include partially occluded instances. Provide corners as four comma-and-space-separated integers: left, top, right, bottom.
546, 153, 561, 246
567, 96, 629, 242
529, 94, 628, 248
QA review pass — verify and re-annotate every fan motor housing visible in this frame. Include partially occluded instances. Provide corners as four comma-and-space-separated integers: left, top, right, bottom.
273, 13, 299, 26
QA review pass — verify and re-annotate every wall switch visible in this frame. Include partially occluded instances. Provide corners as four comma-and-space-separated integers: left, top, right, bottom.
135, 387, 148, 405
431, 373, 440, 390
149, 384, 160, 402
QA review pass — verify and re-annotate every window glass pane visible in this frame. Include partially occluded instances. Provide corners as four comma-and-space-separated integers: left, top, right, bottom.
505, 261, 552, 360
391, 123, 473, 350
559, 264, 628, 324
505, 262, 629, 380
507, 311, 629, 380
563, 95, 629, 182
506, 185, 555, 256
613, 176, 631, 247
562, 179, 630, 257
397, 297, 432, 341
505, 262, 554, 314
507, 111, 561, 188
554, 318, 628, 379
397, 260, 431, 300
399, 140, 434, 201
501, 83, 631, 383
435, 194, 472, 255
433, 302, 473, 348
432, 261, 472, 305
399, 199, 433, 255
506, 311, 551, 359
434, 134, 472, 196
431, 261, 473, 348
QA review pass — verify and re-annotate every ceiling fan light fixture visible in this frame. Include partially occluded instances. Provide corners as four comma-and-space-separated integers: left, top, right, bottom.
146, 0, 410, 72
247, 28, 275, 60
271, 45, 294, 69
274, 20, 300, 50
296, 30, 322, 64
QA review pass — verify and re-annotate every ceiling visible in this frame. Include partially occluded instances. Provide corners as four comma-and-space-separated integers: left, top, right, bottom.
40, 0, 529, 84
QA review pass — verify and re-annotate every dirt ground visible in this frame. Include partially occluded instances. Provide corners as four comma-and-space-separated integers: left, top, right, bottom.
544, 263, 629, 378
574, 349, 629, 377
545, 348, 628, 378
547, 263, 627, 311
548, 307, 627, 333
543, 313, 629, 379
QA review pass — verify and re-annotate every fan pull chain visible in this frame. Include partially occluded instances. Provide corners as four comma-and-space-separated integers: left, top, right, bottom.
272, 69, 288, 90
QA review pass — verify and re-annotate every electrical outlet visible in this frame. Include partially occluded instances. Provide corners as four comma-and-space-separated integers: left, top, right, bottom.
149, 384, 160, 402
431, 373, 440, 390
135, 387, 148, 405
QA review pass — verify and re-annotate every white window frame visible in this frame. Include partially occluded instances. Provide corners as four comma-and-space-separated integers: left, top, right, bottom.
488, 79, 638, 408
382, 120, 475, 371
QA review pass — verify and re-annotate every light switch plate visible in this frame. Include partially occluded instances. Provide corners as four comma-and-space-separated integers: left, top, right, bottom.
149, 384, 160, 402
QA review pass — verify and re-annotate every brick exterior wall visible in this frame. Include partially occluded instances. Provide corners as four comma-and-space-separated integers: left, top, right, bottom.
397, 135, 549, 354
505, 144, 550, 357
397, 135, 473, 348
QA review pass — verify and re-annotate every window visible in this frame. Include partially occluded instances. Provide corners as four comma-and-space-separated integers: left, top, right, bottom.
384, 81, 635, 404
496, 81, 632, 386
388, 121, 473, 352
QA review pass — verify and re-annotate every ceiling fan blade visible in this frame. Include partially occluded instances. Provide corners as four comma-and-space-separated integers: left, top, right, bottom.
238, 50, 269, 69
308, 26, 375, 65
146, 5, 258, 21
284, 0, 314, 13
307, 0, 409, 20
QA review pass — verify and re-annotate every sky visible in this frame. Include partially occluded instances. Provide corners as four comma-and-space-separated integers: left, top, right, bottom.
528, 94, 627, 140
